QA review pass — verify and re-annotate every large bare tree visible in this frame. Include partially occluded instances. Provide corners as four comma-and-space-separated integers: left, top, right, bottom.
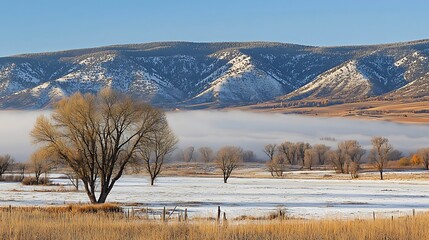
370, 136, 392, 180
138, 126, 177, 185
215, 146, 243, 183
31, 89, 170, 203
0, 154, 14, 179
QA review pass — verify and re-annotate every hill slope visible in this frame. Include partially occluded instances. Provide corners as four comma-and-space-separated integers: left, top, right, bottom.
0, 40, 428, 109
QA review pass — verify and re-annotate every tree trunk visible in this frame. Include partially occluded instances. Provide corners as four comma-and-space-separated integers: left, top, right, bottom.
97, 184, 114, 204
35, 173, 40, 185
151, 177, 155, 186
83, 181, 98, 204
223, 176, 228, 183
379, 170, 383, 180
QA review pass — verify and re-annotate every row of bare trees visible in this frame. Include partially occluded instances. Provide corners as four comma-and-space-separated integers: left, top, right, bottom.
0, 153, 54, 184
264, 142, 328, 176
177, 146, 256, 163
264, 137, 395, 180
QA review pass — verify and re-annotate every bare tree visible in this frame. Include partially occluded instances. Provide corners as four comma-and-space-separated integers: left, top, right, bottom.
338, 140, 365, 173
417, 148, 429, 170
296, 142, 311, 168
263, 144, 277, 162
138, 126, 177, 185
264, 144, 279, 176
198, 147, 213, 163
304, 149, 316, 170
31, 89, 170, 203
349, 161, 360, 179
277, 142, 297, 165
183, 146, 195, 163
215, 146, 243, 183
370, 136, 392, 180
327, 149, 347, 173
29, 149, 54, 184
0, 154, 14, 179
313, 144, 330, 165
267, 154, 287, 177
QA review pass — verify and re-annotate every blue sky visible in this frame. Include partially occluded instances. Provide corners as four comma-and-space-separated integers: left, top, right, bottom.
1, 0, 428, 56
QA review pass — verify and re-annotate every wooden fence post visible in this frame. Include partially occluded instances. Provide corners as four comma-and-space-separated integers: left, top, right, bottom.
217, 206, 221, 222
184, 208, 188, 221
413, 209, 415, 217
373, 212, 375, 220
162, 206, 166, 222
146, 207, 149, 220
223, 212, 227, 221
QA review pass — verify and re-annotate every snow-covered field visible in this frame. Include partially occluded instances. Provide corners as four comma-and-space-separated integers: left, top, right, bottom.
1, 176, 428, 219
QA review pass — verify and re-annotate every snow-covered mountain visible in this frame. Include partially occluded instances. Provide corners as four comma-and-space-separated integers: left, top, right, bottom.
0, 40, 428, 109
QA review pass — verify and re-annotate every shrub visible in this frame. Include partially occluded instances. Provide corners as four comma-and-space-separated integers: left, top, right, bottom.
398, 157, 411, 166
411, 154, 422, 165
21, 177, 50, 185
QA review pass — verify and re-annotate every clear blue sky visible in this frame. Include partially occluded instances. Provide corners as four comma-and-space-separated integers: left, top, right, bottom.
1, 0, 428, 56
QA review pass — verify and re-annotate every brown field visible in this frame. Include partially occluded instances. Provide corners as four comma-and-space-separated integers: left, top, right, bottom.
1, 206, 429, 240
236, 98, 429, 124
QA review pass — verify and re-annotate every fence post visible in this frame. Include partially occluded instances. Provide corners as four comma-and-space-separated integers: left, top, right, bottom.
413, 209, 415, 217
217, 206, 221, 223
146, 207, 149, 220
223, 212, 227, 222
8, 205, 11, 213
184, 208, 188, 221
162, 206, 166, 222
373, 211, 375, 220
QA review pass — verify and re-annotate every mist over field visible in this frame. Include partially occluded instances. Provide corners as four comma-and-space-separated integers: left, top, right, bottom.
1, 110, 429, 161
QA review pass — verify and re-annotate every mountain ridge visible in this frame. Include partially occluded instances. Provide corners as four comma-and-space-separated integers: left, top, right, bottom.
1, 40, 429, 109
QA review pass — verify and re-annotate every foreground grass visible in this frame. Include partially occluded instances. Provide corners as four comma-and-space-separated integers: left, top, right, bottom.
1, 206, 429, 240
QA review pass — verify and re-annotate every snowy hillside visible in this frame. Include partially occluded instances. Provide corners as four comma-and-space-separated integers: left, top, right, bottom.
0, 40, 429, 109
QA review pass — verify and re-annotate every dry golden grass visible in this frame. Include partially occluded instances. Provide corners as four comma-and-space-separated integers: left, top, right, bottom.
1, 207, 429, 240
0, 203, 122, 214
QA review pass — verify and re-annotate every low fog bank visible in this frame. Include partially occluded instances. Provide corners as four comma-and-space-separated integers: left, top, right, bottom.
0, 110, 428, 161
167, 110, 429, 159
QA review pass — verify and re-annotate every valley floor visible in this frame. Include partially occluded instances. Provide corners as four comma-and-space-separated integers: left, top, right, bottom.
238, 98, 429, 124
2, 167, 429, 220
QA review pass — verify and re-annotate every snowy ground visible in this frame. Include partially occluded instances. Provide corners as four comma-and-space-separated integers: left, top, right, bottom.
1, 176, 429, 219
